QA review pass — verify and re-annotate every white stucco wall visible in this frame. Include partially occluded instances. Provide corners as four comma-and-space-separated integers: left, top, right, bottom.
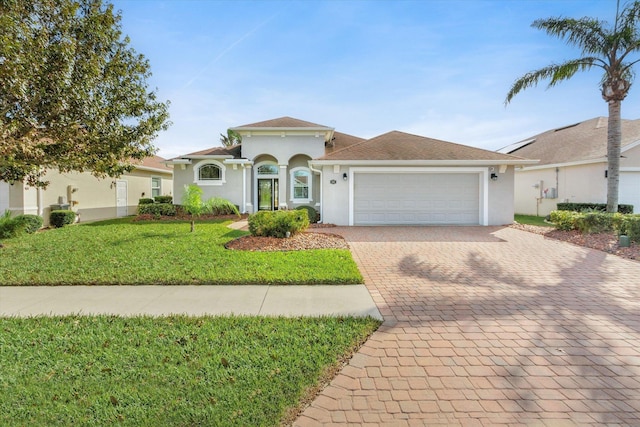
487, 165, 515, 225
172, 161, 245, 210
318, 165, 350, 225
514, 163, 608, 216
241, 134, 325, 164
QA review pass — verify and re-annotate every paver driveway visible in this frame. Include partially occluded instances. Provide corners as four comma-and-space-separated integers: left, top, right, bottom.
296, 226, 640, 426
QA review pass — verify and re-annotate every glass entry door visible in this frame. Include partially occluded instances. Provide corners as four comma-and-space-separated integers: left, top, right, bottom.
258, 178, 279, 210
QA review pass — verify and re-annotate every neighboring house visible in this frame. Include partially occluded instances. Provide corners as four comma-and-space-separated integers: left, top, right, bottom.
499, 117, 640, 216
0, 155, 173, 225
169, 117, 534, 226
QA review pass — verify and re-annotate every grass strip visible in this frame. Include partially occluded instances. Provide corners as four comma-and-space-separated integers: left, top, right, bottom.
514, 214, 553, 227
0, 315, 380, 426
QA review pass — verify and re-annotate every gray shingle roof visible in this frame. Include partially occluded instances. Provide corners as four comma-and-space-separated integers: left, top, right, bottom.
319, 130, 527, 161
235, 116, 331, 129
503, 117, 640, 165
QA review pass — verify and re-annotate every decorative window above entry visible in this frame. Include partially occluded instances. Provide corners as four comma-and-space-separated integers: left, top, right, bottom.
257, 164, 279, 175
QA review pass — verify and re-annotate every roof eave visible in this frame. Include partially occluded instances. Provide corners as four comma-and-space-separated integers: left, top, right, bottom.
516, 158, 606, 171
309, 159, 539, 166
136, 165, 173, 174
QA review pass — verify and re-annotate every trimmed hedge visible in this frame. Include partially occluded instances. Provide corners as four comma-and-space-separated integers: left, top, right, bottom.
206, 197, 240, 216
0, 211, 24, 239
137, 203, 176, 217
248, 210, 309, 238
574, 212, 624, 234
138, 198, 155, 205
620, 216, 640, 243
50, 210, 76, 228
14, 214, 43, 234
549, 210, 640, 242
549, 210, 582, 231
556, 202, 633, 214
154, 195, 173, 204
295, 205, 319, 224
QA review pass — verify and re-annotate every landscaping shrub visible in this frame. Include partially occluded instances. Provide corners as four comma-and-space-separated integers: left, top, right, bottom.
574, 212, 624, 234
549, 210, 582, 231
138, 198, 155, 205
0, 210, 24, 239
14, 214, 43, 234
619, 215, 640, 242
248, 210, 309, 238
50, 210, 76, 228
154, 195, 173, 204
206, 197, 240, 216
295, 205, 319, 224
556, 202, 633, 214
137, 203, 176, 218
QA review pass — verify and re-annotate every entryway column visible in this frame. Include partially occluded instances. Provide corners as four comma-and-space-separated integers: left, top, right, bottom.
278, 164, 288, 210
243, 164, 253, 213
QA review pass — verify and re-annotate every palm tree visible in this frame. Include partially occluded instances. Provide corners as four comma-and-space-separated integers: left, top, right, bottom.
220, 129, 242, 147
505, 1, 640, 212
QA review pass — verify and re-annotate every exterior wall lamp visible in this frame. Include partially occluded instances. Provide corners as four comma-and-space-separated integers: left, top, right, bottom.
342, 172, 348, 181
490, 173, 498, 181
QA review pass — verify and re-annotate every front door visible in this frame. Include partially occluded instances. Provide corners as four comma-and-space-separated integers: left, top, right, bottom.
258, 178, 278, 210
116, 180, 128, 217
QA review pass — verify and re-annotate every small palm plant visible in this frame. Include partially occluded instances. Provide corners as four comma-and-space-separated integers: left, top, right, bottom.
181, 184, 207, 232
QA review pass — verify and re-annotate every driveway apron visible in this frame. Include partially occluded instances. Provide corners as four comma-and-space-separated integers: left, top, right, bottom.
296, 226, 640, 426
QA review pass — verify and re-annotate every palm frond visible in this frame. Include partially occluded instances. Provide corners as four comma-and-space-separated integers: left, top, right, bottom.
505, 58, 601, 105
533, 17, 608, 55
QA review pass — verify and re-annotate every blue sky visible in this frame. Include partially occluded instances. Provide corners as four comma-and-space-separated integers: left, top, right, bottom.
111, 0, 640, 159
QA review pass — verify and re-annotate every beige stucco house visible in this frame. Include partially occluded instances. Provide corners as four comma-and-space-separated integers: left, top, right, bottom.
169, 117, 534, 226
500, 117, 640, 216
0, 155, 173, 225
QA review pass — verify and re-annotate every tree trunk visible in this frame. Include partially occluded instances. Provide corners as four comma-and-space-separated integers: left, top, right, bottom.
607, 101, 622, 213
190, 220, 195, 232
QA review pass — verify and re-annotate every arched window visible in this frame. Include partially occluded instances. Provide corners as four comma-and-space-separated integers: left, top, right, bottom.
290, 167, 312, 203
194, 160, 225, 185
199, 164, 221, 180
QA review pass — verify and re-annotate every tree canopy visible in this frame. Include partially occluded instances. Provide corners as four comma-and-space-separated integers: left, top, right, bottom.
0, 0, 170, 187
220, 129, 242, 147
505, 1, 640, 212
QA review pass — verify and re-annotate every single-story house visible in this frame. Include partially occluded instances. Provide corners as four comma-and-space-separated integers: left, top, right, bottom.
499, 117, 640, 216
169, 117, 534, 226
0, 155, 173, 225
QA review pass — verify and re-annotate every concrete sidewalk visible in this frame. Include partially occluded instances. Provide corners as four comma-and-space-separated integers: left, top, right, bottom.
0, 285, 382, 319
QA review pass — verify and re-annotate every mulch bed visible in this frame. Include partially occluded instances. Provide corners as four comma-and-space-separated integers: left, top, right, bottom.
225, 231, 349, 251
511, 223, 640, 262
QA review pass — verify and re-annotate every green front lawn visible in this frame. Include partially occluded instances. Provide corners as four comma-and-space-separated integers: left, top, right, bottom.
514, 214, 553, 227
0, 315, 380, 426
0, 218, 362, 285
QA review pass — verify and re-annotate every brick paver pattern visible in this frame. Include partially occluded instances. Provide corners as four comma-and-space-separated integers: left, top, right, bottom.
295, 226, 640, 426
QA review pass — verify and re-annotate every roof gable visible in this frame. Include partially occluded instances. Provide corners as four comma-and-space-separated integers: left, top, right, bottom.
235, 116, 330, 129
137, 155, 172, 172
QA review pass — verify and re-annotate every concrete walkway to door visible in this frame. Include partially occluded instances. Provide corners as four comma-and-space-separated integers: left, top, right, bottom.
296, 226, 640, 426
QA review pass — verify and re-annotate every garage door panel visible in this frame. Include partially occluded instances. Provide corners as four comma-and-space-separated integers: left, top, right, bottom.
620, 172, 640, 213
354, 172, 480, 225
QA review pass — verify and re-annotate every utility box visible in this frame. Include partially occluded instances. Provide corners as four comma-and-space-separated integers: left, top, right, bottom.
544, 188, 557, 199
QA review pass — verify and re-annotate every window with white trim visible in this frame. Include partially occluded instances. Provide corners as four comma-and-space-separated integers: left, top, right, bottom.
194, 160, 226, 185
151, 177, 161, 198
290, 167, 312, 202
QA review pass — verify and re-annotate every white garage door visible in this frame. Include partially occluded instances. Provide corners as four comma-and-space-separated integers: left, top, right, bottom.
620, 172, 640, 213
354, 173, 480, 225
